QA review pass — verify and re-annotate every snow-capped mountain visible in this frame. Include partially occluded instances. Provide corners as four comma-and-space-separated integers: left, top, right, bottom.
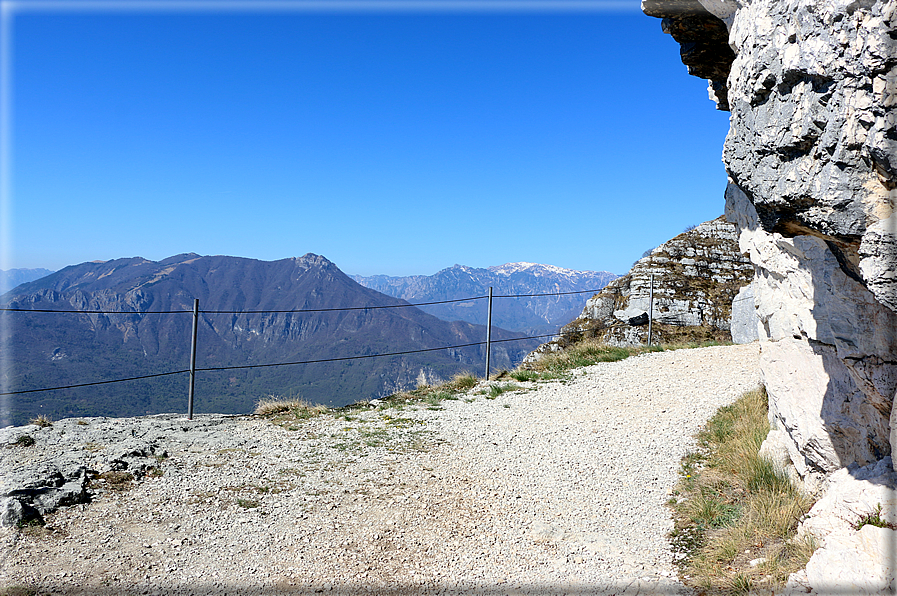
352, 263, 618, 335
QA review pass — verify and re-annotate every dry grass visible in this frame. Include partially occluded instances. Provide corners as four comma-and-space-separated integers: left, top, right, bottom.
28, 415, 52, 428
444, 371, 478, 391
669, 387, 816, 594
254, 397, 328, 418
524, 337, 727, 378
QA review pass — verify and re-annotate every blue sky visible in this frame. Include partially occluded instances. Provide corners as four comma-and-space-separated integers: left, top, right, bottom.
5, 0, 731, 277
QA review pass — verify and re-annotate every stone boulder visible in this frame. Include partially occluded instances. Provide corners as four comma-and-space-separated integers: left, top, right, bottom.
729, 281, 759, 344
790, 457, 897, 593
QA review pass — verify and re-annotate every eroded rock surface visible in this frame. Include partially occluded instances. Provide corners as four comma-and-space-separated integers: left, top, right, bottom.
0, 415, 242, 527
526, 217, 753, 359
646, 0, 897, 591
645, 0, 897, 479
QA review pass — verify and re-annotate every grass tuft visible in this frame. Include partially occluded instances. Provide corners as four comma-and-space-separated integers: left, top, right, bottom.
29, 415, 52, 428
96, 471, 135, 491
14, 435, 35, 447
254, 397, 328, 418
668, 386, 815, 594
445, 372, 478, 391
509, 369, 540, 382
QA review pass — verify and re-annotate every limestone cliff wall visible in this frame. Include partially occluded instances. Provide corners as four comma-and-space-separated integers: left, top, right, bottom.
643, 0, 897, 487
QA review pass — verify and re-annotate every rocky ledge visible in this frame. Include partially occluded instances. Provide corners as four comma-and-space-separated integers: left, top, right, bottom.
526, 216, 754, 361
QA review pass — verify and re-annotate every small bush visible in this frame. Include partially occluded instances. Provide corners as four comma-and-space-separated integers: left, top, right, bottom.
14, 435, 35, 447
237, 498, 259, 509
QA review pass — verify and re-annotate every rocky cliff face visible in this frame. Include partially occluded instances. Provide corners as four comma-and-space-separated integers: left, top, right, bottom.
645, 0, 896, 591
526, 217, 753, 359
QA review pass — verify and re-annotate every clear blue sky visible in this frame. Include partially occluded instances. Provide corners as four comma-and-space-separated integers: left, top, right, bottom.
5, 0, 731, 277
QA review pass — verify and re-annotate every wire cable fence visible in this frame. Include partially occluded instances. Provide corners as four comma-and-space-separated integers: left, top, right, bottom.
1, 288, 606, 415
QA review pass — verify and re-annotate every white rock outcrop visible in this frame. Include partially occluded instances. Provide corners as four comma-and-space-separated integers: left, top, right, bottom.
645, 0, 897, 482
525, 217, 754, 359
794, 458, 897, 594
645, 0, 897, 590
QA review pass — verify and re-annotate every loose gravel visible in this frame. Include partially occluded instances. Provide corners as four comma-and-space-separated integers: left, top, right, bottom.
0, 343, 760, 595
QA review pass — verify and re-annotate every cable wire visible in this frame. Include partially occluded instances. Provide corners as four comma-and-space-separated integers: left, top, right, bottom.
0, 332, 563, 396
0, 308, 191, 314
493, 288, 604, 298
0, 369, 189, 396
199, 295, 487, 314
0, 295, 489, 315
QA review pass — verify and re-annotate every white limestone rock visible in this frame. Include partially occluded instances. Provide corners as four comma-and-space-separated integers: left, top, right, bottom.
730, 281, 759, 344
728, 181, 897, 479
796, 458, 897, 593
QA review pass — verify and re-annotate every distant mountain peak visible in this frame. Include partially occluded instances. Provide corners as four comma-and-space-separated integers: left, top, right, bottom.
353, 262, 618, 334
488, 262, 591, 277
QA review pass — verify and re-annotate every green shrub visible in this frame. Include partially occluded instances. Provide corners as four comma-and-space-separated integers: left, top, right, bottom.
14, 435, 35, 447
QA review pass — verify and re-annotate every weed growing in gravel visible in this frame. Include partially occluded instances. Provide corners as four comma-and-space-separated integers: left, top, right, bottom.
28, 415, 52, 428
14, 435, 35, 447
487, 383, 522, 399
95, 471, 135, 491
236, 498, 259, 509
668, 387, 815, 594
509, 370, 539, 382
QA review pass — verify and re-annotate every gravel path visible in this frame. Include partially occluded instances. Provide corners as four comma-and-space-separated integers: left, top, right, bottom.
1, 343, 760, 595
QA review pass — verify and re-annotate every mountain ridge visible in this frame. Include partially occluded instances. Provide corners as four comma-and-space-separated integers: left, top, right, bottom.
3, 253, 533, 425
352, 262, 617, 335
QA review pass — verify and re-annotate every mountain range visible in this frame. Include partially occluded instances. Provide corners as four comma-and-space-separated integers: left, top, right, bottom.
0, 268, 54, 294
352, 263, 617, 336
2, 254, 533, 425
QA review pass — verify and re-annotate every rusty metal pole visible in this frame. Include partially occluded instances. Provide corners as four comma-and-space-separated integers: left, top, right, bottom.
647, 274, 654, 347
485, 287, 493, 380
187, 299, 198, 420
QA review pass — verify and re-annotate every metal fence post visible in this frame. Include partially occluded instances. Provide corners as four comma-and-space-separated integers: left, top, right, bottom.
485, 287, 493, 380
647, 274, 654, 347
187, 298, 198, 420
